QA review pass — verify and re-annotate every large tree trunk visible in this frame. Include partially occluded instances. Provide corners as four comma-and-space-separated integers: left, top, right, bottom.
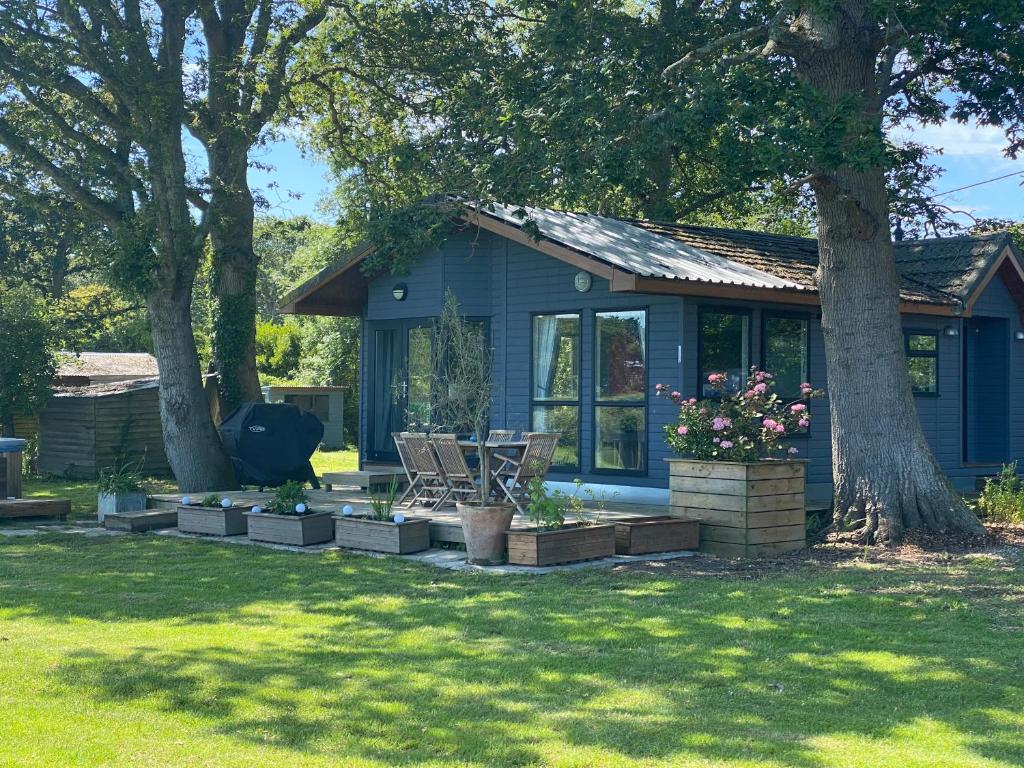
797, 4, 982, 543
207, 139, 262, 414
148, 288, 237, 491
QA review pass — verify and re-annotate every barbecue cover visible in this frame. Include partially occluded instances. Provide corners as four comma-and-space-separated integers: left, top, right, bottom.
219, 402, 323, 488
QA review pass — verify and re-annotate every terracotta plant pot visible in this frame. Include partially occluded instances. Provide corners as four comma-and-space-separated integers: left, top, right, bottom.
457, 502, 516, 565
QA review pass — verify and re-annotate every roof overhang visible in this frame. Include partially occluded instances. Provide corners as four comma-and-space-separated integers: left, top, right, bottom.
962, 243, 1024, 323
279, 242, 376, 316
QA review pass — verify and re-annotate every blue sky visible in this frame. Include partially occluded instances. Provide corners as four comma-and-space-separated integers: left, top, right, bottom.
252, 119, 1024, 228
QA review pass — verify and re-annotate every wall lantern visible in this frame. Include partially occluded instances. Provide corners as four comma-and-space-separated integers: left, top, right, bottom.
574, 271, 592, 292
942, 326, 959, 337
1015, 330, 1024, 342
392, 283, 408, 302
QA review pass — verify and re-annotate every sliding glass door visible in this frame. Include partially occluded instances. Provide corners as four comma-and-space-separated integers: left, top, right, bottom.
367, 320, 433, 463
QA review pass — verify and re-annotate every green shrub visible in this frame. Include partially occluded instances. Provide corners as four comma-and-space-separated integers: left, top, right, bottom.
200, 493, 222, 507
976, 463, 1024, 523
97, 460, 146, 495
265, 481, 311, 516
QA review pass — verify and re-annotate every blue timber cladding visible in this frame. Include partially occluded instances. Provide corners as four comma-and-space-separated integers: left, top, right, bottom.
361, 227, 1023, 493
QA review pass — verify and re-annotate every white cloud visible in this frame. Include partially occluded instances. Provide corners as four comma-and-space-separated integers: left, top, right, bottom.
893, 119, 1014, 160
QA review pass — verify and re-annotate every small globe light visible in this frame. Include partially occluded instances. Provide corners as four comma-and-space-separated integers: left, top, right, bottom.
181, 496, 191, 506
221, 498, 232, 508
295, 502, 307, 514
342, 505, 354, 516
393, 513, 406, 524
251, 506, 262, 514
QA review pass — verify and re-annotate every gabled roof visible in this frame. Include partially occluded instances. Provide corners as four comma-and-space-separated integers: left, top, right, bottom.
280, 203, 1024, 318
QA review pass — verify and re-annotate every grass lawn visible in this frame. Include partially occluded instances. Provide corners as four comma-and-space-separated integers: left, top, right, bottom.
0, 534, 1021, 767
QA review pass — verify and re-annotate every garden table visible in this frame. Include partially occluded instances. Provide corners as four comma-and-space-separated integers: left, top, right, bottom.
457, 440, 527, 501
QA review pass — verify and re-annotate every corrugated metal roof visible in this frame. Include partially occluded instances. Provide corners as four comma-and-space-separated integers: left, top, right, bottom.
478, 204, 810, 291
479, 204, 1013, 306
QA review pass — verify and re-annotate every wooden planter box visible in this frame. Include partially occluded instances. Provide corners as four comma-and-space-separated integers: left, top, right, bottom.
177, 504, 256, 536
612, 516, 699, 555
667, 458, 806, 558
245, 510, 334, 546
333, 515, 431, 554
506, 524, 616, 567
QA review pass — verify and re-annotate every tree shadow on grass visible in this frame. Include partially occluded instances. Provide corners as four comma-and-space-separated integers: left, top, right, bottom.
5, 533, 1024, 767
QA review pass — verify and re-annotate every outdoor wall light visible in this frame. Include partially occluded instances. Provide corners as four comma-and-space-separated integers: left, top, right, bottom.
1015, 330, 1024, 342
392, 283, 408, 302
943, 326, 959, 337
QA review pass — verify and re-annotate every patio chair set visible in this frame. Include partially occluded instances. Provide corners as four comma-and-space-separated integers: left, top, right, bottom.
393, 430, 561, 514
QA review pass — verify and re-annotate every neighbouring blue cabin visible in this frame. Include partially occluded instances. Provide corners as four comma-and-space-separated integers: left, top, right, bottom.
282, 205, 1024, 502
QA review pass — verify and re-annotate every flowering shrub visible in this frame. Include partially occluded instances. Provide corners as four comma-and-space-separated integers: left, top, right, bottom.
656, 368, 822, 462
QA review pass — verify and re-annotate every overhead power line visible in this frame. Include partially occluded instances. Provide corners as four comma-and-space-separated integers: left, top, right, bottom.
932, 169, 1024, 198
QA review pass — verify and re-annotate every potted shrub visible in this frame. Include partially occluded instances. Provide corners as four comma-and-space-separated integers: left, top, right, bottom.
505, 478, 615, 566
334, 478, 431, 554
656, 368, 822, 557
430, 291, 516, 564
96, 460, 147, 523
245, 481, 334, 546
177, 493, 257, 536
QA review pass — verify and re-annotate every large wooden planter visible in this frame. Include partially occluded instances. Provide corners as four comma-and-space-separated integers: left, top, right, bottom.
667, 458, 806, 558
612, 516, 699, 555
506, 524, 616, 567
177, 504, 256, 536
245, 510, 334, 546
333, 515, 431, 554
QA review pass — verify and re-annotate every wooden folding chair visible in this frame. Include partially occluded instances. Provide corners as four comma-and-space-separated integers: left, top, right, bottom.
492, 432, 560, 514
401, 433, 448, 507
393, 432, 419, 505
486, 429, 517, 443
429, 434, 481, 510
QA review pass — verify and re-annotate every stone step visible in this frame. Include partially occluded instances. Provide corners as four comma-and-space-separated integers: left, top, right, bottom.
103, 509, 179, 532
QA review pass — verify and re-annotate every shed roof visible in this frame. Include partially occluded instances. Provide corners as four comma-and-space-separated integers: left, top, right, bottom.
280, 203, 1022, 317
57, 352, 159, 382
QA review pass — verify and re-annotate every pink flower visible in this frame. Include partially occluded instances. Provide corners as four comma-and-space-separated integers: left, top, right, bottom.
798, 418, 810, 428
762, 418, 778, 430
755, 371, 767, 382
719, 440, 734, 449
788, 447, 799, 455
790, 403, 807, 412
712, 417, 731, 431
655, 383, 664, 391
676, 425, 688, 435
688, 397, 697, 404
745, 389, 756, 398
753, 382, 767, 394
671, 391, 680, 398
707, 373, 723, 384
800, 382, 813, 394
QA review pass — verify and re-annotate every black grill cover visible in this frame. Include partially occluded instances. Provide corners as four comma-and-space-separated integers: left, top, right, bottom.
220, 402, 323, 488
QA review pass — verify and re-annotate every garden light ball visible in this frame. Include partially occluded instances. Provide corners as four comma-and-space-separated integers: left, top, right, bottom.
295, 502, 307, 514
342, 504, 354, 516
251, 506, 262, 514
393, 513, 406, 524
221, 498, 232, 508
181, 496, 191, 506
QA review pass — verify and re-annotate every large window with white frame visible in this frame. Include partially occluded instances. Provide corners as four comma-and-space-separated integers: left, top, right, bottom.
531, 313, 581, 469
594, 309, 647, 473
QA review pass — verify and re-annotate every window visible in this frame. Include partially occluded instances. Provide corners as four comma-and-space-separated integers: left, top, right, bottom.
762, 315, 809, 398
906, 332, 938, 394
594, 310, 647, 472
699, 309, 750, 396
531, 314, 580, 469
284, 393, 331, 422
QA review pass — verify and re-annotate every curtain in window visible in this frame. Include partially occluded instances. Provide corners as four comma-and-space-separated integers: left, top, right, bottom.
533, 315, 560, 399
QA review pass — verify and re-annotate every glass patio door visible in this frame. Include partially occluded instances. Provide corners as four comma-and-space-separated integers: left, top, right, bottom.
367, 321, 433, 463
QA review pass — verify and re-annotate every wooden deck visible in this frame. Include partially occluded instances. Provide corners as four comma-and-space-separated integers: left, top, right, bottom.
147, 486, 666, 545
